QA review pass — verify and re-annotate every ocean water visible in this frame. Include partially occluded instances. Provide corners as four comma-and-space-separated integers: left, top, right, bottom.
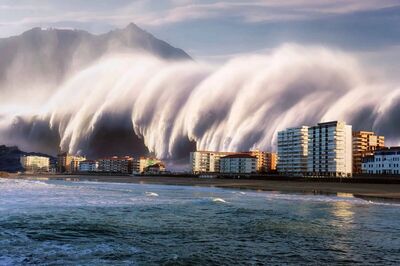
0, 179, 400, 265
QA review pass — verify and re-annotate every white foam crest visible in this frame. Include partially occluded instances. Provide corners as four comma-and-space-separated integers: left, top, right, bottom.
212, 197, 228, 203
0, 179, 399, 207
252, 191, 400, 206
145, 192, 159, 197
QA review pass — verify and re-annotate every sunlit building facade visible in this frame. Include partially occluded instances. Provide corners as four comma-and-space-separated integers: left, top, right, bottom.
20, 155, 50, 172
57, 152, 86, 173
70, 156, 87, 173
277, 126, 309, 176
352, 131, 384, 174
190, 151, 233, 173
190, 150, 273, 174
249, 150, 277, 173
97, 156, 133, 174
307, 121, 352, 177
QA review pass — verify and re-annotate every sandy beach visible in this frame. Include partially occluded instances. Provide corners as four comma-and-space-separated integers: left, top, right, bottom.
6, 174, 400, 201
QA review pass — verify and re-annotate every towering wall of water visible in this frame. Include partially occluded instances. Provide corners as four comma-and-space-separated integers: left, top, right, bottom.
0, 44, 399, 160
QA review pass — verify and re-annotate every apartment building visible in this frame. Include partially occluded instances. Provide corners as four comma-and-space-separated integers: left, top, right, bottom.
97, 156, 133, 174
190, 151, 233, 173
20, 155, 50, 172
353, 131, 384, 174
190, 150, 274, 174
219, 154, 257, 174
277, 126, 309, 176
249, 150, 277, 173
69, 156, 86, 173
57, 152, 86, 173
307, 121, 352, 177
78, 160, 98, 172
266, 152, 278, 172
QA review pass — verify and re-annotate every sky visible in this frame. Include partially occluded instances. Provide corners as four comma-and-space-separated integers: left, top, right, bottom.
1, 0, 400, 65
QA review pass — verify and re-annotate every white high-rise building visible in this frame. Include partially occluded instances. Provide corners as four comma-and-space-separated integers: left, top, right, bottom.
307, 121, 352, 177
277, 126, 309, 176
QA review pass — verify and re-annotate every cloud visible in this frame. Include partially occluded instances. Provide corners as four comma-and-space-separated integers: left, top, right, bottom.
132, 0, 400, 25
0, 4, 49, 11
1, 0, 399, 32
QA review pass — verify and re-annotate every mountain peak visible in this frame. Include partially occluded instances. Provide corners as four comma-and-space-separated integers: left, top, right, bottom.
125, 22, 142, 31
4, 23, 191, 61
104, 23, 191, 60
0, 22, 192, 99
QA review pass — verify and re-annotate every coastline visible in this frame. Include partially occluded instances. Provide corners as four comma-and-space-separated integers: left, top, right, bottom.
4, 174, 400, 201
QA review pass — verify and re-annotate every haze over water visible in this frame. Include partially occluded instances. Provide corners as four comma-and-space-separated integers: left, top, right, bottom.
1, 179, 399, 265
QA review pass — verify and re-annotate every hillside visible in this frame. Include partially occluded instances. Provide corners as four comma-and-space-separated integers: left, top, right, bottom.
0, 145, 54, 173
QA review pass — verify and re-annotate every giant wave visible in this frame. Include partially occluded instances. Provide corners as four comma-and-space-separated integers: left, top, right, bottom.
0, 44, 399, 160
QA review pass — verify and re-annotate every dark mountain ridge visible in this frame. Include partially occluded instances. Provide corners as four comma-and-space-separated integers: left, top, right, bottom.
0, 23, 191, 96
0, 145, 55, 173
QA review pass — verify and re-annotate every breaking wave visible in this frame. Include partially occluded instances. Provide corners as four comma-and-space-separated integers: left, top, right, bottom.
212, 197, 228, 203
1, 44, 400, 159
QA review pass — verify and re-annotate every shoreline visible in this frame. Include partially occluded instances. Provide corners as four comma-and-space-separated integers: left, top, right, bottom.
4, 174, 400, 201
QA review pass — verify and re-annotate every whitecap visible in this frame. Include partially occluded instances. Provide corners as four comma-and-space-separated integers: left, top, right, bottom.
145, 192, 159, 197
212, 197, 227, 203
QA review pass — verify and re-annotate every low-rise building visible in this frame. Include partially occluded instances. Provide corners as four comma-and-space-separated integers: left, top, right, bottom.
78, 160, 98, 172
97, 156, 133, 174
362, 147, 400, 175
190, 150, 274, 174
219, 154, 257, 174
20, 155, 50, 172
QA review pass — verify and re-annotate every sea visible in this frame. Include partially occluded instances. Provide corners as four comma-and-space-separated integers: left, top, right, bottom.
0, 178, 399, 265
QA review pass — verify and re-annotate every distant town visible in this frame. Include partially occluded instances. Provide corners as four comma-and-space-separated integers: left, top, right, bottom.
19, 120, 398, 177
20, 154, 166, 175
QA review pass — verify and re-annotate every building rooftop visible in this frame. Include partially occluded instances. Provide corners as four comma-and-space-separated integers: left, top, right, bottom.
221, 153, 256, 159
194, 150, 235, 154
98, 156, 133, 160
80, 160, 96, 163
317, 121, 341, 126
375, 146, 400, 154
